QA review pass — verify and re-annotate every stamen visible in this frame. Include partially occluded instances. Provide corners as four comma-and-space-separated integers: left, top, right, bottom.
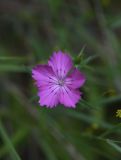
58, 79, 65, 86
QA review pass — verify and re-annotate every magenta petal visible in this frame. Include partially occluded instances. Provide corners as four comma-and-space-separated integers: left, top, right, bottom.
48, 51, 73, 78
66, 68, 86, 89
59, 86, 81, 108
38, 85, 60, 108
32, 64, 57, 88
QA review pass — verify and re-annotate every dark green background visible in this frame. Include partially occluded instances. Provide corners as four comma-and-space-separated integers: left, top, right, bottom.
0, 0, 121, 160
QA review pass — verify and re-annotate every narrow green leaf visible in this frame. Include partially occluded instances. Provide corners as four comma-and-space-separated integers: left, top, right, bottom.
100, 123, 121, 137
0, 64, 31, 73
107, 139, 121, 153
0, 56, 27, 62
66, 110, 112, 129
0, 127, 28, 158
0, 121, 21, 160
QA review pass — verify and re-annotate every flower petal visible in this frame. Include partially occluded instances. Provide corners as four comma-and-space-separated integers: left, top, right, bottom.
38, 84, 60, 108
48, 51, 73, 78
65, 68, 86, 89
59, 86, 81, 108
32, 64, 57, 88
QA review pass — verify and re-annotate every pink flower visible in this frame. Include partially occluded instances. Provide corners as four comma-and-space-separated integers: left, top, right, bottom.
32, 51, 86, 108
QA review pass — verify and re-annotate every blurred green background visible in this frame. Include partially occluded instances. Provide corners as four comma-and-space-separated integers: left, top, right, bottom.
1, 0, 121, 159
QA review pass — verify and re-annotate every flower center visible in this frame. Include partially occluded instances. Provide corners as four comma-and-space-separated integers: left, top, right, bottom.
57, 79, 65, 86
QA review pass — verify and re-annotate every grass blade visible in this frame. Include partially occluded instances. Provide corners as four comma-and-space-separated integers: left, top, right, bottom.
107, 139, 121, 153
0, 121, 21, 160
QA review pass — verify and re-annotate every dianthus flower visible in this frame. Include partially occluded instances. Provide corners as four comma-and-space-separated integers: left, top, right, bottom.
32, 51, 86, 108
